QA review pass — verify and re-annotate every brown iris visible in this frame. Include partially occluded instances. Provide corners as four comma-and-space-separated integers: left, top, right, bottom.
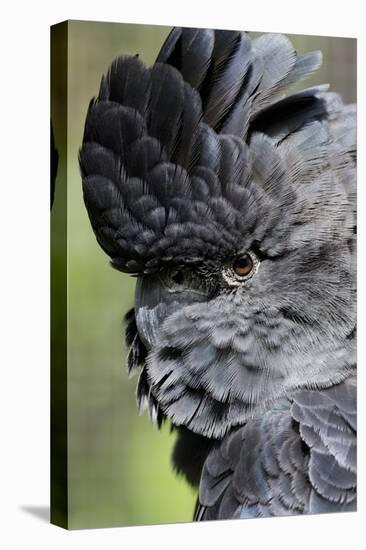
233, 254, 254, 277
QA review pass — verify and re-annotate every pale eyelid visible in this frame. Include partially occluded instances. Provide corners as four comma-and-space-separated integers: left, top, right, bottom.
222, 249, 260, 287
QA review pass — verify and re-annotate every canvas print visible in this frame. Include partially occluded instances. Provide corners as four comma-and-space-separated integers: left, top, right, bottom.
50, 21, 356, 529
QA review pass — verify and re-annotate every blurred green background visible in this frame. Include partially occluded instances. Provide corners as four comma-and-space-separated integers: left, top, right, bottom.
51, 20, 356, 529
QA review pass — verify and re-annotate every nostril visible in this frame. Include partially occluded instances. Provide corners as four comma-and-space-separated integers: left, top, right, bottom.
171, 270, 184, 285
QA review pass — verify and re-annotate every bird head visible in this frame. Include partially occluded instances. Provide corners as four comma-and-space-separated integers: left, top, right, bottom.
80, 28, 356, 438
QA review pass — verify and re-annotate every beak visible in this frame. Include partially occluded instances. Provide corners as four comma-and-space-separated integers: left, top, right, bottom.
134, 273, 208, 349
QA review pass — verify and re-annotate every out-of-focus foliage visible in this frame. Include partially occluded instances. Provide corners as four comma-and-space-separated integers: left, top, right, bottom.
52, 20, 356, 529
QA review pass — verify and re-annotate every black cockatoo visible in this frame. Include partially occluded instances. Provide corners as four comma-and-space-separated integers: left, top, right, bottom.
79, 27, 356, 520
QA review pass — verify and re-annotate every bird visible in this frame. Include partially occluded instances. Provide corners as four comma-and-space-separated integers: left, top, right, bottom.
79, 27, 356, 520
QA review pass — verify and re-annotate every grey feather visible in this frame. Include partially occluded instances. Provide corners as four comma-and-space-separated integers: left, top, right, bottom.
196, 379, 356, 520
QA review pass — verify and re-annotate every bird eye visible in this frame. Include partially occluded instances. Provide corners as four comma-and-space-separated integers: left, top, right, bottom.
222, 249, 260, 287
233, 254, 253, 277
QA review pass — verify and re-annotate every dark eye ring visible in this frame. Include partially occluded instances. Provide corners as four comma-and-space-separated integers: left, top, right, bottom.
222, 249, 260, 287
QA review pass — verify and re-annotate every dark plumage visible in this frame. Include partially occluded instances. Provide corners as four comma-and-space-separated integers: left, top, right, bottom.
80, 27, 356, 520
196, 376, 356, 519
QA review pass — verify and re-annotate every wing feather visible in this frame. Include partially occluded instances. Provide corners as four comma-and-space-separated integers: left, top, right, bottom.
196, 377, 356, 520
